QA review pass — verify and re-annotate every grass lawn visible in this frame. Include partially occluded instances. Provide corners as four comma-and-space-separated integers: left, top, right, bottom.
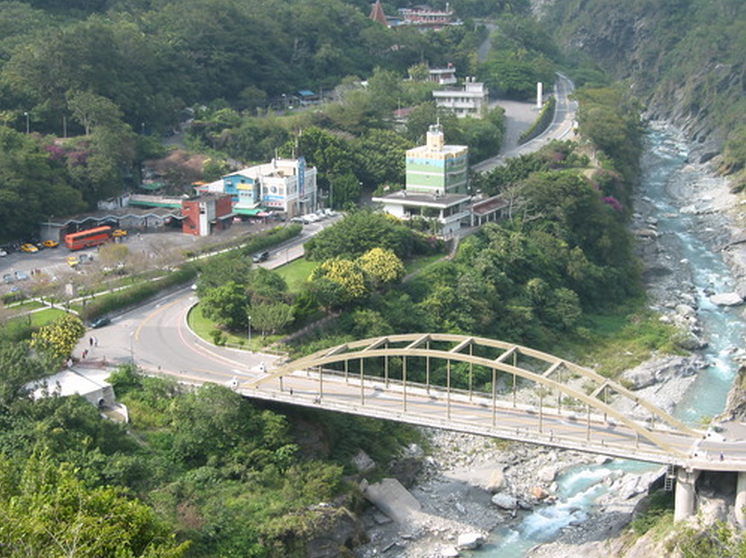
6, 300, 47, 312
555, 305, 684, 379
187, 303, 283, 351
3, 308, 69, 338
404, 253, 445, 276
274, 258, 318, 293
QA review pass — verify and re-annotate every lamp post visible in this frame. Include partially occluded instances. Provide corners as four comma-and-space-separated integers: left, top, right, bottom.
23, 112, 29, 134
247, 315, 252, 347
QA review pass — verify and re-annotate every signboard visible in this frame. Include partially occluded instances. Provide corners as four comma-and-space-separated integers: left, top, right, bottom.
298, 156, 306, 198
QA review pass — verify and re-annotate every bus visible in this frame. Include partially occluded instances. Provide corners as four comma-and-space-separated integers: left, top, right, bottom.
65, 226, 113, 251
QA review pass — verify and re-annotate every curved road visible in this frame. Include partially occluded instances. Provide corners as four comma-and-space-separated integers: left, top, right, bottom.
74, 285, 746, 472
473, 73, 578, 173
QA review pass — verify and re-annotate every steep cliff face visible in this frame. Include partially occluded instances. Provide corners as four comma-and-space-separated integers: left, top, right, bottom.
542, 0, 746, 159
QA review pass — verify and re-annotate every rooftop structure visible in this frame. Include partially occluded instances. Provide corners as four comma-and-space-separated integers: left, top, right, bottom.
369, 0, 388, 25
433, 77, 489, 118
428, 64, 458, 85
392, 5, 461, 31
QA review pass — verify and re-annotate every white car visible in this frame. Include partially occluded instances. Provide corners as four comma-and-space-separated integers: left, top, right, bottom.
0, 249, 7, 257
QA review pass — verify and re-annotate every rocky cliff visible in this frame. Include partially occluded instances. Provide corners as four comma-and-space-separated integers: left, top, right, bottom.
539, 0, 746, 161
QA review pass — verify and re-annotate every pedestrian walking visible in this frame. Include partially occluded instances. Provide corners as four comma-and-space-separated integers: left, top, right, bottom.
89, 337, 94, 347
720, 452, 724, 461
82, 349, 88, 359
94, 337, 98, 347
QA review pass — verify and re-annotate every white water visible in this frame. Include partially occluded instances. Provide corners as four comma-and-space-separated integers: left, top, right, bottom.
472, 124, 746, 557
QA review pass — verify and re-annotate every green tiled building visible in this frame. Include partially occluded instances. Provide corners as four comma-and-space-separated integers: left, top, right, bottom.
405, 124, 468, 195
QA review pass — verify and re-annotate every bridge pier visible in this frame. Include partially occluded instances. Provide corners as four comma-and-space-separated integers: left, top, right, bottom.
736, 471, 746, 527
674, 468, 700, 522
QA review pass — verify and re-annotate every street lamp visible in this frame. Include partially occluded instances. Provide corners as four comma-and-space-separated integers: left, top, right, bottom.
23, 112, 29, 134
247, 315, 252, 347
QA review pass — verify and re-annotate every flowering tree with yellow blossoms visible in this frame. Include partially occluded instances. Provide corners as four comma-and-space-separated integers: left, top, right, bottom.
31, 313, 86, 363
358, 247, 405, 288
310, 258, 369, 310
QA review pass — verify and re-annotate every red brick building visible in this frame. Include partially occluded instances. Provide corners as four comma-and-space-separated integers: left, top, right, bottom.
181, 194, 234, 236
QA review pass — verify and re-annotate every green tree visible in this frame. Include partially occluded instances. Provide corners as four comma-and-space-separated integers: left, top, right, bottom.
0, 128, 85, 240
195, 253, 251, 296
480, 49, 555, 100
408, 62, 430, 82
66, 89, 123, 136
249, 302, 294, 338
0, 452, 189, 558
0, 341, 48, 408
304, 210, 418, 261
329, 172, 362, 208
352, 129, 412, 189
246, 267, 290, 305
200, 281, 249, 331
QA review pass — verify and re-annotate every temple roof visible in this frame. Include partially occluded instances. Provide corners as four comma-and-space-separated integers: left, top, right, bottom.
369, 0, 388, 25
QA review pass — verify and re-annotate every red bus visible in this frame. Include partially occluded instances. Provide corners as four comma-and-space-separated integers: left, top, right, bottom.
65, 226, 113, 251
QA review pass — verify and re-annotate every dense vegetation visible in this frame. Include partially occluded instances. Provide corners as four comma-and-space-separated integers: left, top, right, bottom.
0, 352, 419, 557
3, 0, 734, 555
284, 84, 650, 381
545, 0, 746, 188
0, 0, 558, 241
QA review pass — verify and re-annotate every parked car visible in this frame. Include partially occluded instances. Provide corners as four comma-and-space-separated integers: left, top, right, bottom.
41, 240, 59, 248
251, 250, 270, 263
14, 271, 29, 281
2, 273, 14, 284
0, 249, 6, 257
20, 243, 38, 253
67, 255, 80, 268
89, 316, 111, 329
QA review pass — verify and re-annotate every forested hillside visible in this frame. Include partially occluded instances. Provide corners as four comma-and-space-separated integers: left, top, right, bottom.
0, 1, 720, 556
0, 0, 551, 240
543, 0, 746, 188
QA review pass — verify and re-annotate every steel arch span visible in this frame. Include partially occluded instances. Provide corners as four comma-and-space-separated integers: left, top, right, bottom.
247, 333, 703, 463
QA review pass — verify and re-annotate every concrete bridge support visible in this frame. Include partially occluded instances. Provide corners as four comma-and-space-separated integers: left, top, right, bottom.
674, 468, 700, 522
736, 471, 746, 527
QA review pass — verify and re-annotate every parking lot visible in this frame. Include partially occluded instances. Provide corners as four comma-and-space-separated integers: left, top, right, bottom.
0, 227, 236, 295
0, 215, 337, 296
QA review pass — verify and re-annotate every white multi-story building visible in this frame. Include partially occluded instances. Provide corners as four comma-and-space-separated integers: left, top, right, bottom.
433, 78, 489, 118
428, 65, 458, 85
200, 157, 317, 218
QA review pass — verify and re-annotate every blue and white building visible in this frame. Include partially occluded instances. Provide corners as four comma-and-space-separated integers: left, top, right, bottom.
199, 157, 318, 218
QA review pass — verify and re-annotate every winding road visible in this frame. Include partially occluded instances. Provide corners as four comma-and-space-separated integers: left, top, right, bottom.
473, 73, 578, 173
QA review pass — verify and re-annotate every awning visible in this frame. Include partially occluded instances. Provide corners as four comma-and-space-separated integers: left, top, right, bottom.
233, 207, 262, 216
140, 182, 165, 191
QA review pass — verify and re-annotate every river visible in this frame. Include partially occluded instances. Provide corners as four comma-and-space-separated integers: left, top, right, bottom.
472, 123, 746, 557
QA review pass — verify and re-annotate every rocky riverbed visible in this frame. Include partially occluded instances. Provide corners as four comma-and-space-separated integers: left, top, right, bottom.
353, 126, 746, 558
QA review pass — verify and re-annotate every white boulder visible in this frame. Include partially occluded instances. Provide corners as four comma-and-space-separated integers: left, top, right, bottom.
456, 533, 485, 550
710, 292, 744, 306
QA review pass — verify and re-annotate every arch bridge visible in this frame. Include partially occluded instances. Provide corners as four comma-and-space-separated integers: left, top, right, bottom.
240, 334, 746, 522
